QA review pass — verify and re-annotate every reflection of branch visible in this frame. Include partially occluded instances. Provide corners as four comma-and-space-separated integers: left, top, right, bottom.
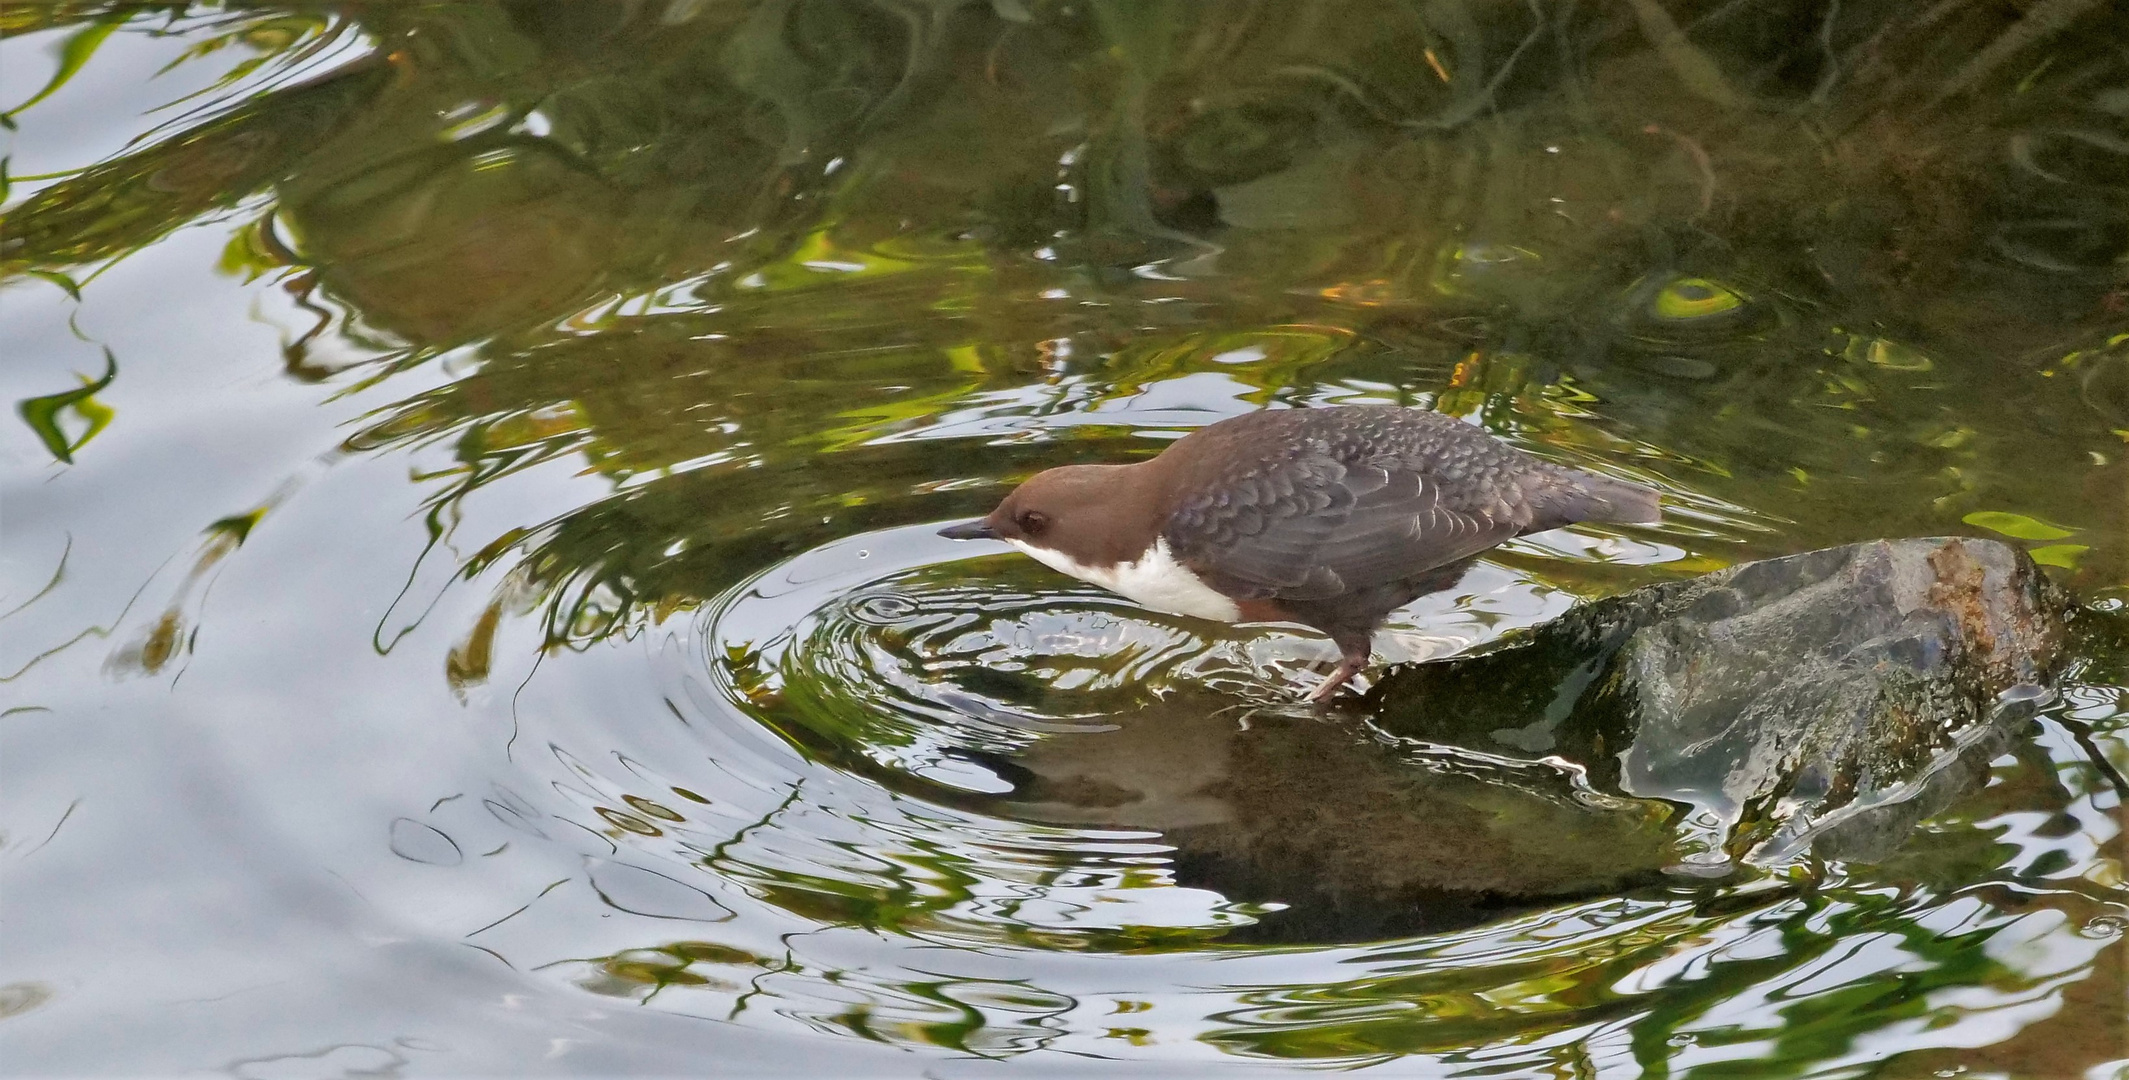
273, 210, 345, 384
462, 942, 515, 970
1810, 0, 1843, 105
1929, 0, 2106, 107
1271, 65, 1408, 127
1403, 0, 1549, 131
1624, 0, 1745, 111
2053, 714, 2129, 803
0, 534, 70, 625
370, 499, 464, 657
15, 798, 80, 860
465, 876, 571, 938
702, 781, 806, 872
506, 637, 549, 762
856, 0, 955, 135
0, 13, 124, 123
1, 550, 171, 684
1643, 123, 1717, 219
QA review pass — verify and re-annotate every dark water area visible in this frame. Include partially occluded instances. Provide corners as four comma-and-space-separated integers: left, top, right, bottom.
1, 1, 2125, 1075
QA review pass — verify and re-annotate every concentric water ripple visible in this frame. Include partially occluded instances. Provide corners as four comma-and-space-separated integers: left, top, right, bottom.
700, 521, 1652, 751
10, 7, 2129, 1073
416, 519, 2107, 1066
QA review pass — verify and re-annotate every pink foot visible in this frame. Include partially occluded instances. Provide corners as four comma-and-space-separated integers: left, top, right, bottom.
1306, 641, 1372, 703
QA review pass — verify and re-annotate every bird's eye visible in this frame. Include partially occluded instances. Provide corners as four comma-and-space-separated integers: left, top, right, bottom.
1016, 510, 1049, 536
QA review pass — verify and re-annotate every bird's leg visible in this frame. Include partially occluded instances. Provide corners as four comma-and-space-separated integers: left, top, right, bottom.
1307, 635, 1372, 703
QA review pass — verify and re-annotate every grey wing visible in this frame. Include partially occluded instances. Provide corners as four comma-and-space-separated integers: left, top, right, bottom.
1166, 454, 1524, 602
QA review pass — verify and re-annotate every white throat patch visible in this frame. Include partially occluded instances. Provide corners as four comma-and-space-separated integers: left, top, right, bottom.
1007, 537, 1243, 623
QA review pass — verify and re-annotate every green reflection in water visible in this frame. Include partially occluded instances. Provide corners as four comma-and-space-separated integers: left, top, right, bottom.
3, 0, 2126, 1075
15, 347, 115, 463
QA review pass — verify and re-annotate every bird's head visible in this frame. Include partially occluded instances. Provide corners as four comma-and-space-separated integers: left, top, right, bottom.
937, 463, 1151, 564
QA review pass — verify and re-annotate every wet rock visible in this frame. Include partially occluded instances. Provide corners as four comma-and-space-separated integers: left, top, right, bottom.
1366, 537, 2070, 872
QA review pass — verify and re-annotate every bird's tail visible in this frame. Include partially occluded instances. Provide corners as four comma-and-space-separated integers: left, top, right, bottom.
1546, 469, 1662, 526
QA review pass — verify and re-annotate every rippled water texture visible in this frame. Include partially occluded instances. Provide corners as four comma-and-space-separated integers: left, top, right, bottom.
3, 2, 2127, 1075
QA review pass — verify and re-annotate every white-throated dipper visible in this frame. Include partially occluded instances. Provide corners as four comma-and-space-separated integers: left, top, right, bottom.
939, 405, 1661, 700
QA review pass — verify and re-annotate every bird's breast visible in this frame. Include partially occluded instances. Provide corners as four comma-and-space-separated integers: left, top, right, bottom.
1008, 537, 1244, 623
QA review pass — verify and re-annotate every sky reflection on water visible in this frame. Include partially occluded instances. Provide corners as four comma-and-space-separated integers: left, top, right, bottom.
2, 2, 2125, 1075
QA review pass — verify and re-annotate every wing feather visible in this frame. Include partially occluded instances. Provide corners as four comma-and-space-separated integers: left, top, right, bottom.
1166, 451, 1523, 602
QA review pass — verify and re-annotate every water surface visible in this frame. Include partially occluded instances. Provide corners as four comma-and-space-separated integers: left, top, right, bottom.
2, 2, 2125, 1075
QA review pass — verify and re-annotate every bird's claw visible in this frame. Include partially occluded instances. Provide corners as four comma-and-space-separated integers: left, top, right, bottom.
1306, 659, 1366, 703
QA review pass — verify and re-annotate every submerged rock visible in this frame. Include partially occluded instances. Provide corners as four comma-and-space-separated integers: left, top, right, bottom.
1366, 536, 2070, 872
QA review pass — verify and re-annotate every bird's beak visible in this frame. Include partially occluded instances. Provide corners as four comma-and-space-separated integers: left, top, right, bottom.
937, 520, 998, 541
